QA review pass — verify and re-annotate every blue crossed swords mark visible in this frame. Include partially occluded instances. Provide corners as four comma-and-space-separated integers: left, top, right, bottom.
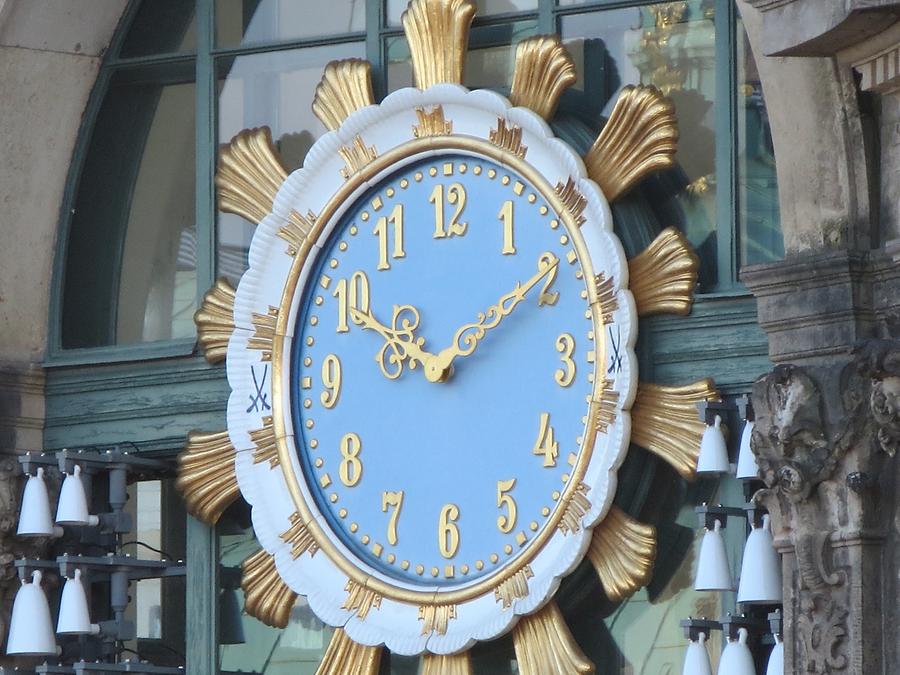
247, 364, 271, 413
607, 325, 623, 375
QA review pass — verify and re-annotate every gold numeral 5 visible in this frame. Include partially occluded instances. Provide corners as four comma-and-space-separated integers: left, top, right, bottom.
373, 203, 405, 270
333, 271, 370, 333
338, 432, 363, 487
555, 334, 576, 387
533, 412, 559, 467
438, 503, 460, 559
381, 490, 404, 545
321, 354, 342, 408
430, 183, 468, 238
496, 479, 517, 534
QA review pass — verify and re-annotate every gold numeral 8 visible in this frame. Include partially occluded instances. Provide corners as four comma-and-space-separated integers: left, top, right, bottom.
338, 432, 362, 487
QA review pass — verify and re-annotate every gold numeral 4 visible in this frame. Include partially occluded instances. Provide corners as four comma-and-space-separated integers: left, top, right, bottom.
339, 432, 363, 487
496, 479, 517, 534
533, 412, 559, 467
373, 203, 405, 270
430, 183, 468, 238
381, 490, 404, 545
438, 503, 460, 559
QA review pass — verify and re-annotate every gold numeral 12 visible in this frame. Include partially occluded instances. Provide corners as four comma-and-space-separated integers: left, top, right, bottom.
381, 490, 404, 545
430, 183, 468, 238
438, 503, 460, 559
373, 203, 405, 270
498, 200, 515, 254
533, 413, 559, 467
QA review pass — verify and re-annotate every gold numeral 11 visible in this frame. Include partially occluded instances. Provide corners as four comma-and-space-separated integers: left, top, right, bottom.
498, 200, 515, 255
373, 203, 405, 270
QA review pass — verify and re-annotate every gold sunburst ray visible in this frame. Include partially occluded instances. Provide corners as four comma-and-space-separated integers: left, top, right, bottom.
421, 652, 473, 675
193, 277, 235, 365
250, 416, 278, 467
588, 506, 657, 601
217, 127, 288, 226
513, 601, 594, 674
494, 565, 534, 608
629, 227, 699, 316
402, 0, 475, 89
241, 549, 298, 628
312, 59, 375, 131
419, 604, 457, 635
509, 35, 576, 120
631, 380, 720, 479
175, 430, 239, 525
583, 85, 678, 202
316, 628, 382, 675
342, 580, 383, 619
282, 512, 320, 559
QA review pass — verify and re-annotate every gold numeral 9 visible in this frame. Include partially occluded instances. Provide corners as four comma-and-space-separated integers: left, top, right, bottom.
532, 412, 559, 467
320, 354, 342, 408
555, 334, 576, 387
333, 271, 370, 333
430, 183, 468, 238
496, 479, 517, 534
438, 503, 460, 559
498, 200, 515, 254
373, 203, 405, 270
381, 490, 404, 545
338, 432, 363, 487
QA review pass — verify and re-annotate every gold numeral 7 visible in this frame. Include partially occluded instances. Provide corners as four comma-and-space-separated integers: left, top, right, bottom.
381, 490, 404, 545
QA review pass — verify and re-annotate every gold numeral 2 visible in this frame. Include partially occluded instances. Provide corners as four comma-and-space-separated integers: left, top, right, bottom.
430, 183, 468, 238
533, 413, 559, 467
438, 503, 460, 559
496, 479, 517, 534
373, 203, 405, 270
555, 334, 576, 387
538, 251, 559, 306
333, 271, 370, 333
339, 432, 363, 487
498, 200, 515, 254
321, 354, 342, 408
381, 490, 404, 545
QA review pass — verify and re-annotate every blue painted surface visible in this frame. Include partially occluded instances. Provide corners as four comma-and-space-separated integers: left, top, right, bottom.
292, 153, 595, 586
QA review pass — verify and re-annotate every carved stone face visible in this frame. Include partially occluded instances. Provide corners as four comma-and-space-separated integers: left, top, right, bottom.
871, 375, 900, 457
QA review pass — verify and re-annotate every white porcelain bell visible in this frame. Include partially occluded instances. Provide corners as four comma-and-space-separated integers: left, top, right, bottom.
737, 514, 783, 604
718, 628, 755, 675
56, 464, 99, 526
766, 635, 784, 675
695, 519, 734, 591
57, 569, 100, 635
7, 571, 57, 655
697, 415, 730, 474
735, 420, 759, 480
17, 468, 62, 537
682, 631, 713, 675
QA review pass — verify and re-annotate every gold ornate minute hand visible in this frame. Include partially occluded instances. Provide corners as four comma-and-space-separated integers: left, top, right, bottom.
424, 253, 560, 383
350, 304, 435, 380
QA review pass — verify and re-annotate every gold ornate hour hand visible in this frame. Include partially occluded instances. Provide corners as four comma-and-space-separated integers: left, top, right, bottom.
350, 305, 434, 380
424, 252, 560, 383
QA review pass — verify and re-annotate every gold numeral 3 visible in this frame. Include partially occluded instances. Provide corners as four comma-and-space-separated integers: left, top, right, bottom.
555, 334, 576, 387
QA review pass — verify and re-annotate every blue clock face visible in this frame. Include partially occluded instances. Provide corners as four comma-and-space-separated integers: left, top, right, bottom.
291, 152, 596, 587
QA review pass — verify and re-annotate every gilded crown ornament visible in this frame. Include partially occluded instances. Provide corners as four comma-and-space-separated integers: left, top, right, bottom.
180, 0, 714, 672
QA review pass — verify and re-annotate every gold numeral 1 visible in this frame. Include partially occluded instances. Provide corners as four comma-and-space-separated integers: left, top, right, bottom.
373, 203, 405, 270
555, 334, 576, 387
438, 503, 460, 559
496, 479, 517, 534
338, 432, 363, 487
320, 354, 342, 408
430, 183, 468, 238
532, 413, 559, 467
498, 199, 515, 254
381, 490, 404, 545
333, 271, 370, 333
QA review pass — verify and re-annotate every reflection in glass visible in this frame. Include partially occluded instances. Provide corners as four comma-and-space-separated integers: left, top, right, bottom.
62, 71, 197, 348
119, 1, 197, 57
562, 3, 719, 288
387, 0, 537, 26
216, 0, 365, 47
737, 20, 782, 266
215, 43, 365, 285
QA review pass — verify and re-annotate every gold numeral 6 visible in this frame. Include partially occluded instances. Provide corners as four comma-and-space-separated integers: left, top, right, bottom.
438, 503, 460, 559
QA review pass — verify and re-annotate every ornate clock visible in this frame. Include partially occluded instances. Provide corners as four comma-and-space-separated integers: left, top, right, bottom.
178, 1, 718, 672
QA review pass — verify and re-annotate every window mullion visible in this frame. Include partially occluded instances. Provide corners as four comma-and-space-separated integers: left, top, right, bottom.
714, 0, 738, 290
369, 0, 385, 99
539, 0, 554, 33
195, 0, 217, 306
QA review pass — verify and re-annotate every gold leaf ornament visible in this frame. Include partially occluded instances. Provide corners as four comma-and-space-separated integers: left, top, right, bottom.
588, 506, 657, 601
509, 35, 577, 120
629, 227, 699, 316
312, 59, 375, 131
402, 0, 476, 89
216, 127, 288, 226
316, 628, 382, 675
193, 277, 235, 365
421, 652, 473, 675
175, 430, 239, 525
513, 601, 594, 674
241, 549, 297, 628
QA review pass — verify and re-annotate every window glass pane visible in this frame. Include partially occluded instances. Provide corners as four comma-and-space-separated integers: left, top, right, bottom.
119, 0, 197, 58
387, 0, 537, 26
216, 43, 365, 285
62, 67, 197, 348
561, 3, 719, 289
216, 0, 365, 48
737, 19, 782, 266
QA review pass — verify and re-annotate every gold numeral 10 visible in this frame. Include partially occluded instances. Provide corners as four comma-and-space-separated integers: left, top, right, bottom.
555, 334, 576, 387
320, 354, 342, 408
438, 503, 460, 559
498, 200, 515, 255
373, 203, 405, 270
381, 490, 404, 545
430, 183, 468, 238
333, 271, 370, 333
533, 413, 559, 467
496, 479, 517, 534
338, 432, 363, 487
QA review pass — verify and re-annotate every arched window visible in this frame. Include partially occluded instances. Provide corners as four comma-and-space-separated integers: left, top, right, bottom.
47, 1, 782, 672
